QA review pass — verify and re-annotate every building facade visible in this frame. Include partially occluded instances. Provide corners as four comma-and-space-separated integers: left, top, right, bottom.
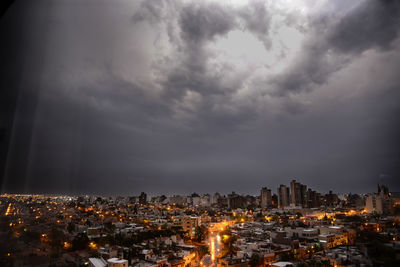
278, 185, 290, 208
260, 187, 272, 208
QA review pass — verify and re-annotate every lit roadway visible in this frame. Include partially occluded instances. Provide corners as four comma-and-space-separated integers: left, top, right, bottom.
201, 221, 231, 266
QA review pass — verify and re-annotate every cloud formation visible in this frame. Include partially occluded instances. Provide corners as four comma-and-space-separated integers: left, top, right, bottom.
1, 0, 399, 195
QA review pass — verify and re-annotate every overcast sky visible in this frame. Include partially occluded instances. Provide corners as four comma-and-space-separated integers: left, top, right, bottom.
0, 0, 399, 196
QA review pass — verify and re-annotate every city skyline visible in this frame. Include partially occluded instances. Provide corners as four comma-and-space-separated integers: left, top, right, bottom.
0, 179, 392, 198
1, 177, 399, 266
1, 0, 400, 195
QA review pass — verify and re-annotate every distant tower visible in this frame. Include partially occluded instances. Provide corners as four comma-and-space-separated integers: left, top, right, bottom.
378, 184, 389, 197
290, 179, 307, 207
277, 185, 290, 208
211, 192, 221, 205
260, 187, 272, 208
139, 192, 147, 205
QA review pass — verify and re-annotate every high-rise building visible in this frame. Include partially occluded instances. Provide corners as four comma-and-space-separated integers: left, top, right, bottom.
200, 194, 211, 207
228, 192, 247, 209
271, 194, 278, 208
365, 194, 390, 214
211, 192, 221, 205
217, 195, 228, 208
139, 192, 147, 205
378, 184, 389, 196
172, 216, 202, 238
278, 185, 290, 208
365, 184, 391, 214
325, 190, 339, 206
290, 180, 307, 207
301, 184, 307, 206
169, 195, 186, 205
260, 187, 272, 208
306, 189, 321, 208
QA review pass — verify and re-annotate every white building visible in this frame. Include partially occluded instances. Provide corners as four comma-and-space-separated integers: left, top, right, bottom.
107, 258, 128, 267
89, 258, 107, 267
365, 194, 391, 214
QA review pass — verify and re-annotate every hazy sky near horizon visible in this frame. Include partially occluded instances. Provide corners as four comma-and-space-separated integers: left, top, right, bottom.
1, 0, 399, 195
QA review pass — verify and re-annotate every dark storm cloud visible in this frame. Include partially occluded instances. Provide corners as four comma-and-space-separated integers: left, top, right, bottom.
328, 0, 400, 53
132, 0, 166, 24
269, 0, 400, 96
1, 0, 399, 195
238, 0, 271, 49
179, 2, 235, 44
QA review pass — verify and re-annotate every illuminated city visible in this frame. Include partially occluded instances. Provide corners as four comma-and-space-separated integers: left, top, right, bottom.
1, 182, 400, 266
1, 0, 400, 266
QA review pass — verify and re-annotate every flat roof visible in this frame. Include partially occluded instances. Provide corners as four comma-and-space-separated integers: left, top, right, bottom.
108, 258, 128, 263
89, 258, 107, 267
272, 262, 294, 267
